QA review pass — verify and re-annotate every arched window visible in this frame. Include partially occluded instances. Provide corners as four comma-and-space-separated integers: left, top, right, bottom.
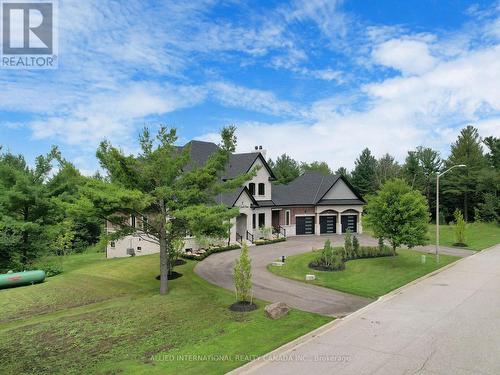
258, 183, 265, 196
249, 183, 256, 195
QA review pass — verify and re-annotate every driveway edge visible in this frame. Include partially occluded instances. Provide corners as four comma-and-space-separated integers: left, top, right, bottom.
228, 249, 479, 375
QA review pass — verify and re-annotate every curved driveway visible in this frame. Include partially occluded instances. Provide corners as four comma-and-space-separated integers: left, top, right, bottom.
195, 235, 377, 317
195, 234, 473, 317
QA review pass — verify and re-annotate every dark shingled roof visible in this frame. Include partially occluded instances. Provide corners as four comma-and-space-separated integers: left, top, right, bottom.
271, 172, 365, 206
215, 187, 257, 207
272, 172, 341, 206
180, 140, 219, 171
180, 141, 275, 180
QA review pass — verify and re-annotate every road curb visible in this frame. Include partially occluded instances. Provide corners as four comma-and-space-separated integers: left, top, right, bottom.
228, 248, 484, 375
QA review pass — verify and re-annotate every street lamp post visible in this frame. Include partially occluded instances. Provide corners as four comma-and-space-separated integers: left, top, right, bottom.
435, 164, 466, 263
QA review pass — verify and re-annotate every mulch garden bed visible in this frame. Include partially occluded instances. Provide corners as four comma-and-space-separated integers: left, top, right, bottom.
229, 301, 258, 312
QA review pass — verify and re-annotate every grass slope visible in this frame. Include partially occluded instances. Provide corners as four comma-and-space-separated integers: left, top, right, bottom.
269, 250, 459, 299
0, 253, 330, 375
427, 222, 500, 251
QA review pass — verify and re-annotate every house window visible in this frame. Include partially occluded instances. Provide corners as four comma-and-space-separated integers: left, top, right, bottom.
258, 183, 265, 196
110, 241, 115, 248
252, 214, 256, 229
131, 215, 136, 228
249, 183, 256, 195
285, 210, 291, 226
259, 213, 265, 228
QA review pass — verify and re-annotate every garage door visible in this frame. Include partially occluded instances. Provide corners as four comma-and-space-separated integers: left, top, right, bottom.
296, 216, 315, 235
320, 215, 336, 234
341, 215, 357, 233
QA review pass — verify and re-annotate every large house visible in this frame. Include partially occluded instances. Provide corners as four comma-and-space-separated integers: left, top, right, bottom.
106, 141, 365, 258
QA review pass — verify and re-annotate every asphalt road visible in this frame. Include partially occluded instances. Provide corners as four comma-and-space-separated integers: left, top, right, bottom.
195, 234, 471, 317
232, 244, 500, 375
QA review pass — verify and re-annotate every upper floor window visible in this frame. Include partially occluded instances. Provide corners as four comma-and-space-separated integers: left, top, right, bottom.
131, 215, 136, 228
258, 183, 265, 196
249, 183, 256, 195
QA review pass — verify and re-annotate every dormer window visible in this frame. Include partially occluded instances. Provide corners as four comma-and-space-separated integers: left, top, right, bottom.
249, 183, 256, 195
258, 183, 265, 196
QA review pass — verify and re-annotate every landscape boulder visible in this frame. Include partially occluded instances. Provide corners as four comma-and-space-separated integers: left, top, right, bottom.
264, 302, 290, 320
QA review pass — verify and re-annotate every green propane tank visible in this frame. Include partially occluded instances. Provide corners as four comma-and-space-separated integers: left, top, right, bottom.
0, 270, 46, 289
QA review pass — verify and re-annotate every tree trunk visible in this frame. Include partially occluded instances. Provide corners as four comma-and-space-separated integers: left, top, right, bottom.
159, 199, 169, 295
159, 231, 169, 295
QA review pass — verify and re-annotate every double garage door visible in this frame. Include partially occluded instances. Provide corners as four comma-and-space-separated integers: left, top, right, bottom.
296, 215, 357, 235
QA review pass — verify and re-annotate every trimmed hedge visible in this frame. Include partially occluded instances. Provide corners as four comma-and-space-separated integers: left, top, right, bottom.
254, 237, 287, 246
181, 244, 241, 261
354, 245, 393, 259
309, 240, 395, 272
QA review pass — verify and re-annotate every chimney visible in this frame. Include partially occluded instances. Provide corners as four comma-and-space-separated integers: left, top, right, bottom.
258, 145, 266, 158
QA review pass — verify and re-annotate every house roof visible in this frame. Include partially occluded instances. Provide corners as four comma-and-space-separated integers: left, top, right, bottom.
180, 141, 275, 180
215, 187, 257, 207
180, 140, 220, 171
272, 172, 365, 206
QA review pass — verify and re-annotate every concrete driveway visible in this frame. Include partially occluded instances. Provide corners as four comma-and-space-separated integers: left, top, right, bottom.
231, 244, 500, 375
195, 234, 471, 317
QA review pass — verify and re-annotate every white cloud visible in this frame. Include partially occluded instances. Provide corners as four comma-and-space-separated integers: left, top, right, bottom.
372, 38, 437, 75
208, 82, 303, 117
200, 16, 500, 169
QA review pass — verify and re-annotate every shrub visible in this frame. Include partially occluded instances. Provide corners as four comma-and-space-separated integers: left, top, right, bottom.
260, 227, 273, 240
453, 209, 467, 246
378, 237, 385, 252
309, 240, 345, 271
254, 237, 286, 246
352, 236, 360, 257
357, 245, 393, 259
27, 258, 63, 277
234, 244, 252, 303
181, 244, 241, 261
344, 229, 353, 259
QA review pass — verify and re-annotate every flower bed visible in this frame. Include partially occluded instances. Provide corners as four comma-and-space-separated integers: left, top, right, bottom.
181, 244, 241, 261
254, 237, 286, 246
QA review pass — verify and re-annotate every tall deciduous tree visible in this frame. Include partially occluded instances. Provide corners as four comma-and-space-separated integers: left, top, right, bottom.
300, 161, 332, 175
351, 148, 377, 197
365, 179, 429, 255
268, 154, 300, 184
375, 153, 401, 190
75, 126, 252, 294
442, 126, 486, 221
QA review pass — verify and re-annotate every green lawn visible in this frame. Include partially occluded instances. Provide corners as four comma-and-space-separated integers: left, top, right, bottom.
362, 217, 499, 251
0, 253, 331, 375
427, 222, 500, 251
268, 250, 459, 299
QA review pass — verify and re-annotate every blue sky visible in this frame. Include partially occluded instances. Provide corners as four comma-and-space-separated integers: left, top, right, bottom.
1, 0, 500, 174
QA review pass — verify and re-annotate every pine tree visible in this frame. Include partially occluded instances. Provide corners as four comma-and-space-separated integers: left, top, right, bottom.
269, 154, 301, 184
301, 161, 332, 175
442, 126, 486, 221
351, 148, 377, 197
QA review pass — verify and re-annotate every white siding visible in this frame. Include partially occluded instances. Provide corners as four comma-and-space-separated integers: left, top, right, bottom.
323, 179, 358, 200
247, 157, 272, 201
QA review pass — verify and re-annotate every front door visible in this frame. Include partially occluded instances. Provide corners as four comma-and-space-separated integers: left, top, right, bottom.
272, 210, 280, 229
341, 215, 357, 233
296, 216, 315, 235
